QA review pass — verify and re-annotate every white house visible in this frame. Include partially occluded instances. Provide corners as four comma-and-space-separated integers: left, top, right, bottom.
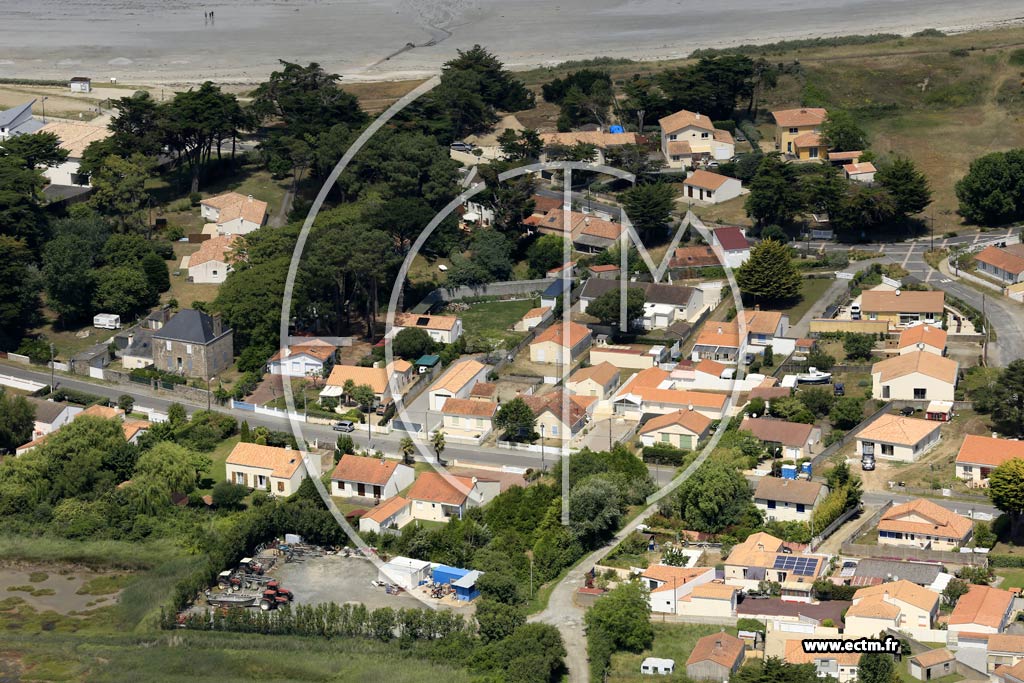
844, 162, 876, 183
38, 120, 110, 186
682, 170, 742, 204
638, 409, 713, 450
513, 306, 552, 332
69, 77, 92, 93
268, 339, 337, 377
948, 585, 1016, 635
956, 435, 1024, 488
710, 227, 750, 268
640, 565, 716, 614
0, 100, 43, 141
359, 496, 412, 534
26, 398, 82, 438
427, 359, 489, 411
754, 477, 827, 523
740, 417, 820, 459
441, 397, 497, 443
528, 322, 593, 365
975, 245, 1024, 285
406, 472, 498, 523
898, 325, 947, 356
872, 351, 958, 402
784, 641, 860, 683
658, 109, 735, 169
184, 234, 238, 284
200, 192, 268, 235
566, 361, 621, 399
391, 313, 463, 344
856, 413, 941, 463
330, 453, 415, 500
321, 361, 412, 406
225, 443, 314, 497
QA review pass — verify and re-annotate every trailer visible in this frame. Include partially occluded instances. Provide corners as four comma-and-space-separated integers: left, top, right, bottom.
93, 313, 121, 329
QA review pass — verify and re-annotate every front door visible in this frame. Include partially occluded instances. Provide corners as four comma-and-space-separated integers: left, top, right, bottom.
373, 485, 382, 499
357, 482, 365, 497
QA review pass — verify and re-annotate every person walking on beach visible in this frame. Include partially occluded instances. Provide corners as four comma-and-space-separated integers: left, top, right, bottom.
204, 11, 208, 24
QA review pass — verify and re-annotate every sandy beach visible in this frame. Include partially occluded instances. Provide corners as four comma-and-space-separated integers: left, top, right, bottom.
1, 0, 1023, 85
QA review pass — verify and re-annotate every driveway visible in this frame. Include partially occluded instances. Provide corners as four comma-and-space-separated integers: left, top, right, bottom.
578, 416, 634, 452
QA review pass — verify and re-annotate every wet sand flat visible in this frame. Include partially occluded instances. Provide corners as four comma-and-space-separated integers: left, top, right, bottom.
1, 0, 1023, 85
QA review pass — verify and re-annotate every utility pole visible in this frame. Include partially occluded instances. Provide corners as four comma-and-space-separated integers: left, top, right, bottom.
540, 424, 546, 471
982, 294, 988, 366
49, 343, 55, 391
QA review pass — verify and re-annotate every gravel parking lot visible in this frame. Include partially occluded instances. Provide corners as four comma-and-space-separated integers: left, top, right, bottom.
274, 555, 426, 611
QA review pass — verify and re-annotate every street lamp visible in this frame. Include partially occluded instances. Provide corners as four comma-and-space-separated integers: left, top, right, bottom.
49, 343, 55, 392
41, 96, 48, 123
540, 423, 546, 471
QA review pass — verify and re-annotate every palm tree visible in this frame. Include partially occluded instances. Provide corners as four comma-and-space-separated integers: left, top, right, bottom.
431, 430, 447, 466
399, 436, 416, 466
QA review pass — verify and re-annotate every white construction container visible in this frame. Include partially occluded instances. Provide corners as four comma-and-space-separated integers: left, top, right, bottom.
93, 313, 121, 329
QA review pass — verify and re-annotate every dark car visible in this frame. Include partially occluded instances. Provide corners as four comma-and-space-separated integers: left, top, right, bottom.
833, 382, 845, 397
861, 454, 876, 471
376, 400, 393, 416
450, 141, 474, 152
900, 406, 916, 417
333, 420, 355, 433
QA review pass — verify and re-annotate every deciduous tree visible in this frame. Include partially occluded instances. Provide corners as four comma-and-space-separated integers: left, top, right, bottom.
494, 398, 537, 443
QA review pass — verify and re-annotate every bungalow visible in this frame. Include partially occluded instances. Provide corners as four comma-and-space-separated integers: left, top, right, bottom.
909, 650, 956, 682
79, 404, 125, 421
844, 579, 940, 640
441, 397, 497, 442
828, 150, 863, 166
589, 342, 668, 371
225, 443, 311, 497
528, 321, 592, 365
391, 312, 463, 344
658, 109, 735, 169
513, 306, 551, 332
523, 391, 592, 439
407, 472, 497, 523
0, 101, 43, 141
792, 130, 829, 161
844, 162, 876, 183
579, 279, 703, 329
122, 420, 150, 445
675, 583, 740, 619
856, 413, 941, 463
710, 227, 751, 268
638, 408, 713, 450
754, 477, 827, 523
268, 339, 337, 377
784, 642, 859, 683
860, 290, 944, 327
321, 362, 409, 407
330, 453, 415, 500
613, 367, 727, 420
539, 130, 645, 165
878, 498, 972, 551
975, 245, 1024, 285
566, 361, 621, 398
670, 245, 721, 270
200, 192, 268, 235
26, 398, 81, 438
956, 435, 1024, 487
427, 359, 489, 411
872, 351, 958, 402
948, 584, 1016, 635
685, 633, 745, 682
898, 325, 947, 356
69, 76, 92, 93
359, 495, 412, 534
692, 323, 741, 363
640, 565, 716, 614
38, 120, 110, 186
529, 208, 625, 253
540, 278, 573, 309
587, 264, 620, 279
772, 107, 828, 157
723, 532, 826, 602
925, 401, 954, 422
740, 417, 820, 459
741, 309, 791, 354
683, 170, 742, 204
988, 634, 1024, 675
185, 235, 238, 284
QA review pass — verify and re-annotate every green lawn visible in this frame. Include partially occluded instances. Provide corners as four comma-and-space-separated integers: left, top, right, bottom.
780, 277, 834, 324
995, 568, 1024, 590
897, 664, 961, 683
609, 623, 739, 681
458, 298, 538, 348
197, 436, 240, 492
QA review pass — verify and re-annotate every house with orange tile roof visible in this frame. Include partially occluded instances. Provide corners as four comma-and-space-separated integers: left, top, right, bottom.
587, 263, 620, 279
427, 359, 489, 411
359, 495, 412, 534
528, 208, 625, 253
898, 324, 947, 357
200, 191, 268, 235
79, 404, 126, 421
975, 245, 1024, 285
184, 234, 239, 284
784, 640, 860, 683
856, 413, 941, 463
948, 584, 1016, 635
872, 351, 958, 402
988, 634, 1024, 674
321, 362, 409, 406
268, 339, 337, 377
566, 361, 621, 399
658, 109, 735, 169
529, 321, 592, 365
639, 564, 716, 614
675, 582, 740, 619
997, 659, 1024, 683
539, 131, 645, 165
638, 408, 713, 450
685, 632, 745, 681
792, 130, 829, 161
956, 435, 1024, 487
844, 579, 940, 640
406, 471, 498, 523
391, 312, 463, 344
122, 420, 151, 445
844, 161, 877, 183
909, 649, 955, 682
330, 454, 414, 500
682, 169, 742, 204
612, 366, 727, 420
771, 107, 828, 157
38, 120, 110, 186
670, 245, 721, 270
441, 397, 498, 443
225, 443, 312, 497
861, 289, 944, 327
588, 342, 669, 371
878, 498, 972, 551
723, 531, 826, 601
513, 306, 552, 332
522, 391, 593, 440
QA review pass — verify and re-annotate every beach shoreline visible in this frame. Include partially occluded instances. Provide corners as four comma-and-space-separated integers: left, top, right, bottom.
1, 1, 1023, 88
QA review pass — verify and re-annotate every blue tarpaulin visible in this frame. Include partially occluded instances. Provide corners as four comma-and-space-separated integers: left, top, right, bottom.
608, 125, 625, 134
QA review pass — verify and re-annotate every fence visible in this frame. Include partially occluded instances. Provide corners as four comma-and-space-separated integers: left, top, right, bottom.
810, 504, 862, 551
0, 373, 46, 392
495, 440, 572, 457
7, 353, 30, 365
840, 541, 987, 566
809, 401, 895, 470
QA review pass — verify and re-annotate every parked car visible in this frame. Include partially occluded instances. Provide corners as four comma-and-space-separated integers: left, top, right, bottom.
900, 406, 916, 417
861, 454, 876, 471
833, 382, 845, 397
333, 420, 355, 432
450, 141, 474, 152
850, 303, 861, 320
376, 400, 393, 416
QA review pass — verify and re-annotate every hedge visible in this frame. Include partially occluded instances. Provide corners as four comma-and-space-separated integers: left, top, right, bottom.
47, 388, 108, 406
989, 555, 1024, 568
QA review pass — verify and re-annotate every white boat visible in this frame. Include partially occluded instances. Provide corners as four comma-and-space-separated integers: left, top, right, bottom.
795, 367, 832, 384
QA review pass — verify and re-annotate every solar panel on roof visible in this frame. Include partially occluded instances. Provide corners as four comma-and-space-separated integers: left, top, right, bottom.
416, 317, 431, 326
772, 555, 817, 576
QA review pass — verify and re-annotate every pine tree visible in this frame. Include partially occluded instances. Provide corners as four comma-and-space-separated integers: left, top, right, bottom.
239, 420, 251, 443
736, 238, 801, 305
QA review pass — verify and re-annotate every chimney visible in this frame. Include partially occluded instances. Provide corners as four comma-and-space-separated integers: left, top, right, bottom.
247, 194, 254, 203
285, 444, 292, 450
717, 326, 723, 334
283, 347, 291, 358
895, 290, 901, 296
211, 313, 223, 336
754, 304, 760, 311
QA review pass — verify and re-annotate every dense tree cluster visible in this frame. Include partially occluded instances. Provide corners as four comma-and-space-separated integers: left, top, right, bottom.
955, 149, 1024, 225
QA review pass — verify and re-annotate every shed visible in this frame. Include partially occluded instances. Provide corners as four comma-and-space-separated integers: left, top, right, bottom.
908, 648, 955, 681
69, 76, 92, 93
432, 564, 469, 586
379, 556, 431, 590
414, 354, 440, 373
641, 657, 675, 675
925, 400, 954, 422
452, 570, 483, 601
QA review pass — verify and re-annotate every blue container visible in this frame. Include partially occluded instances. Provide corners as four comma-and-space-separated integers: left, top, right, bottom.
801, 462, 812, 477
781, 465, 798, 480
609, 125, 625, 134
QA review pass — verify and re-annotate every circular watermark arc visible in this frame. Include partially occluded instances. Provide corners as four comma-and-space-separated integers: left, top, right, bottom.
276, 72, 751, 602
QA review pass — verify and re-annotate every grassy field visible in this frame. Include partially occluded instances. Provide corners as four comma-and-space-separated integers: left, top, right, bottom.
608, 623, 739, 681
780, 277, 834, 323
457, 298, 538, 348
995, 568, 1024, 590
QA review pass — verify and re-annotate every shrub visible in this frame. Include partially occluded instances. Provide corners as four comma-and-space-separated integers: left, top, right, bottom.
189, 192, 202, 207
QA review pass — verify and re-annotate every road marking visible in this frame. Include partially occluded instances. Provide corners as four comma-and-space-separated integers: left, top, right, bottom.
901, 248, 914, 267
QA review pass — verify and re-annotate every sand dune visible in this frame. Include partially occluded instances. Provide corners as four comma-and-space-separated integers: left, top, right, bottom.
0, 0, 1022, 85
